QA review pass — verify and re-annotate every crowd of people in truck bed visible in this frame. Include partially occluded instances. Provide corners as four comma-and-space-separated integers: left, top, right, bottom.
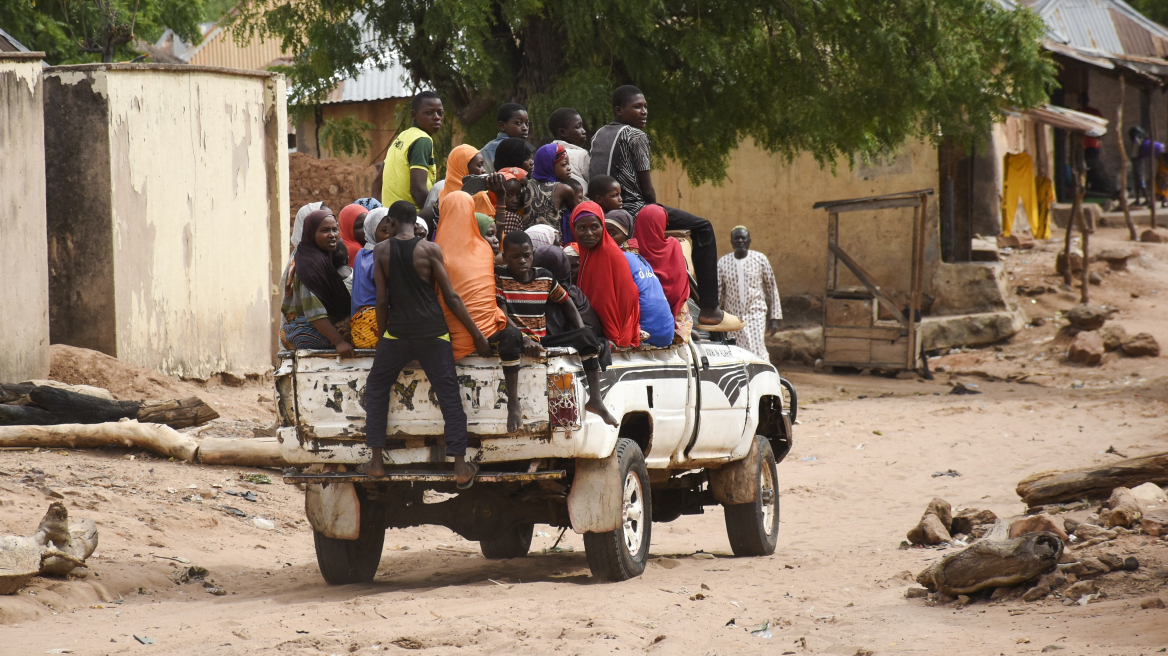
278, 85, 782, 484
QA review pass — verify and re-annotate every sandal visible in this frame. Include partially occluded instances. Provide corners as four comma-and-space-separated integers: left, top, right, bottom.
456, 461, 480, 490
698, 312, 744, 332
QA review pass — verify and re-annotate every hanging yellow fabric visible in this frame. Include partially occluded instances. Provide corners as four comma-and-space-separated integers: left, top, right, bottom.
1034, 175, 1054, 240
1001, 152, 1038, 238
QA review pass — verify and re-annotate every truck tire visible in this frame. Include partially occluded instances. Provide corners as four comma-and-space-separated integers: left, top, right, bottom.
313, 525, 385, 585
723, 436, 780, 557
583, 438, 652, 582
479, 522, 534, 559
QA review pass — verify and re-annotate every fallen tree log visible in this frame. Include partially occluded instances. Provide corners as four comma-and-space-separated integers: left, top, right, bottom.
0, 502, 98, 593
197, 437, 286, 467
0, 386, 219, 429
0, 421, 199, 461
916, 532, 1063, 596
1016, 451, 1168, 506
137, 398, 220, 429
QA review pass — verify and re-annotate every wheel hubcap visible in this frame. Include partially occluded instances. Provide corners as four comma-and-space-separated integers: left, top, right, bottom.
621, 471, 645, 556
760, 460, 776, 535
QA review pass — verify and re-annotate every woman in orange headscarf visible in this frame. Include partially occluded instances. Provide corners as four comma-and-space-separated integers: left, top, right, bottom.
435, 191, 511, 360
337, 204, 367, 267
441, 144, 496, 217
436, 191, 526, 431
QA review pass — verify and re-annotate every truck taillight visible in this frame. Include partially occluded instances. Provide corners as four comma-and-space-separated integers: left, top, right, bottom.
547, 373, 578, 430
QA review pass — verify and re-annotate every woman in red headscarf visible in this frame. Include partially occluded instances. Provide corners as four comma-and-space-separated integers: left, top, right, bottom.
337, 204, 367, 267
633, 204, 693, 338
571, 201, 641, 348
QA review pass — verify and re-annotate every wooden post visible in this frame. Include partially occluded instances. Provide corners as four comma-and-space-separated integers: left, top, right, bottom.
1117, 75, 1138, 240
1074, 140, 1090, 304
1150, 83, 1159, 229
909, 194, 927, 370
1063, 132, 1078, 286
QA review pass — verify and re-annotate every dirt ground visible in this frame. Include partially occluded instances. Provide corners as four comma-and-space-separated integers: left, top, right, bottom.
1, 224, 1167, 655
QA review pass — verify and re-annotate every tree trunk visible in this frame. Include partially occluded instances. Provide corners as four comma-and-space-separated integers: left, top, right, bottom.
1016, 451, 1168, 506
136, 398, 220, 429
26, 386, 140, 424
1117, 76, 1138, 240
0, 422, 199, 461
197, 437, 287, 467
916, 532, 1062, 596
1063, 133, 1077, 286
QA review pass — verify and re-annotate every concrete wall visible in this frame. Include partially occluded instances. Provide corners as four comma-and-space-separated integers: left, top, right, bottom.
651, 139, 939, 324
44, 64, 289, 379
0, 53, 50, 383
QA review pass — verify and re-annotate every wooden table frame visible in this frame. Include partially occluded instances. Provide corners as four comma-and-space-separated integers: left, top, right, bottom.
813, 189, 934, 371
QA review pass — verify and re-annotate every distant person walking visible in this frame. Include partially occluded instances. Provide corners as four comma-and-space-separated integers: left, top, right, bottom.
717, 226, 781, 360
381, 91, 444, 210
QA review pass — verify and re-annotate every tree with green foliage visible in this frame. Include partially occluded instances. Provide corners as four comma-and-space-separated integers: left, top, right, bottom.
230, 0, 1054, 184
1, 0, 205, 64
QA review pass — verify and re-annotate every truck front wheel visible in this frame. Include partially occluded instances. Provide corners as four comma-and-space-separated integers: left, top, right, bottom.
479, 522, 534, 559
723, 436, 780, 556
313, 525, 385, 584
583, 438, 652, 581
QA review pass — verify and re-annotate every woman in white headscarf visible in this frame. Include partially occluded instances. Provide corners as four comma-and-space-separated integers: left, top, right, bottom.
350, 207, 390, 348
525, 223, 559, 249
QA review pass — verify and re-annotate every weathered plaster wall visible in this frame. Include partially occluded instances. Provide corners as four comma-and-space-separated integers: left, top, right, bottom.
0, 54, 50, 382
44, 64, 288, 379
651, 139, 939, 321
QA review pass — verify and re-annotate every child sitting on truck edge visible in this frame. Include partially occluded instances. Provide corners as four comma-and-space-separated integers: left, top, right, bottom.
495, 230, 619, 428
363, 201, 493, 488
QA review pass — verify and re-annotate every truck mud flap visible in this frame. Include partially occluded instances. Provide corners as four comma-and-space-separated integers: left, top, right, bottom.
306, 482, 360, 540
285, 470, 566, 484
567, 454, 622, 534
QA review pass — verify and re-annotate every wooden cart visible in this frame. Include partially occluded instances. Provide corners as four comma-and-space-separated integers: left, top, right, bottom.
813, 189, 933, 372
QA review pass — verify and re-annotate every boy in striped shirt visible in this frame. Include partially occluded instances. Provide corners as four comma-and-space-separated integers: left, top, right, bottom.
496, 231, 618, 427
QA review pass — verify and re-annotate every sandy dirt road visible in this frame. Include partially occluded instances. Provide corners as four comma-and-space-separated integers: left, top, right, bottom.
0, 227, 1166, 655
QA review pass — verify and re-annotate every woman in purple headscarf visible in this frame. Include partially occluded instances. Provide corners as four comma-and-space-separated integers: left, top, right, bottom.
279, 209, 356, 357
523, 143, 575, 232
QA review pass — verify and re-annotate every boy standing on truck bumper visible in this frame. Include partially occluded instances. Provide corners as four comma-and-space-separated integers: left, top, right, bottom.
362, 201, 493, 488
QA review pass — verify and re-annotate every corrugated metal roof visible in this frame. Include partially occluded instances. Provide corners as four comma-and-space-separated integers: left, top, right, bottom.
0, 28, 30, 52
324, 61, 414, 104
1033, 0, 1168, 57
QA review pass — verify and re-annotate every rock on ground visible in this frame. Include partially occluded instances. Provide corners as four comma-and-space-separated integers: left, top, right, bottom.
1064, 305, 1108, 332
1057, 250, 1085, 275
1009, 514, 1070, 542
1140, 229, 1166, 243
1068, 332, 1104, 366
1099, 324, 1128, 351
1140, 511, 1168, 537
951, 509, 997, 536
907, 498, 953, 545
1121, 333, 1160, 357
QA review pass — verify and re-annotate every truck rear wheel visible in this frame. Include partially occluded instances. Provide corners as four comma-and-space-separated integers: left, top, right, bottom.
313, 525, 385, 585
723, 436, 780, 556
479, 522, 534, 559
583, 438, 652, 582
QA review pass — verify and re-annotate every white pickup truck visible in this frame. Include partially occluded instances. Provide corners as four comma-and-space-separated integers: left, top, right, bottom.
275, 338, 796, 583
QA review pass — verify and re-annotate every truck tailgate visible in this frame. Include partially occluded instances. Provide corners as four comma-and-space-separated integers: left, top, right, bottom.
282, 350, 552, 440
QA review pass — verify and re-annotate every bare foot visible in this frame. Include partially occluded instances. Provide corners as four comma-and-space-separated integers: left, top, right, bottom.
507, 398, 522, 433
359, 447, 385, 477
696, 307, 725, 325
585, 399, 619, 427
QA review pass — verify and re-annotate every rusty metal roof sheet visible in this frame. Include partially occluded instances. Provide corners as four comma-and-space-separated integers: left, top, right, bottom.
1031, 0, 1168, 58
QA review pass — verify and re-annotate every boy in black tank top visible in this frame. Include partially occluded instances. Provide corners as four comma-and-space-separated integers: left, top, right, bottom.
362, 202, 492, 488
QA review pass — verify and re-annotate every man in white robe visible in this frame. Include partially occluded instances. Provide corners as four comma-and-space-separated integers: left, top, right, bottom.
716, 226, 781, 359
